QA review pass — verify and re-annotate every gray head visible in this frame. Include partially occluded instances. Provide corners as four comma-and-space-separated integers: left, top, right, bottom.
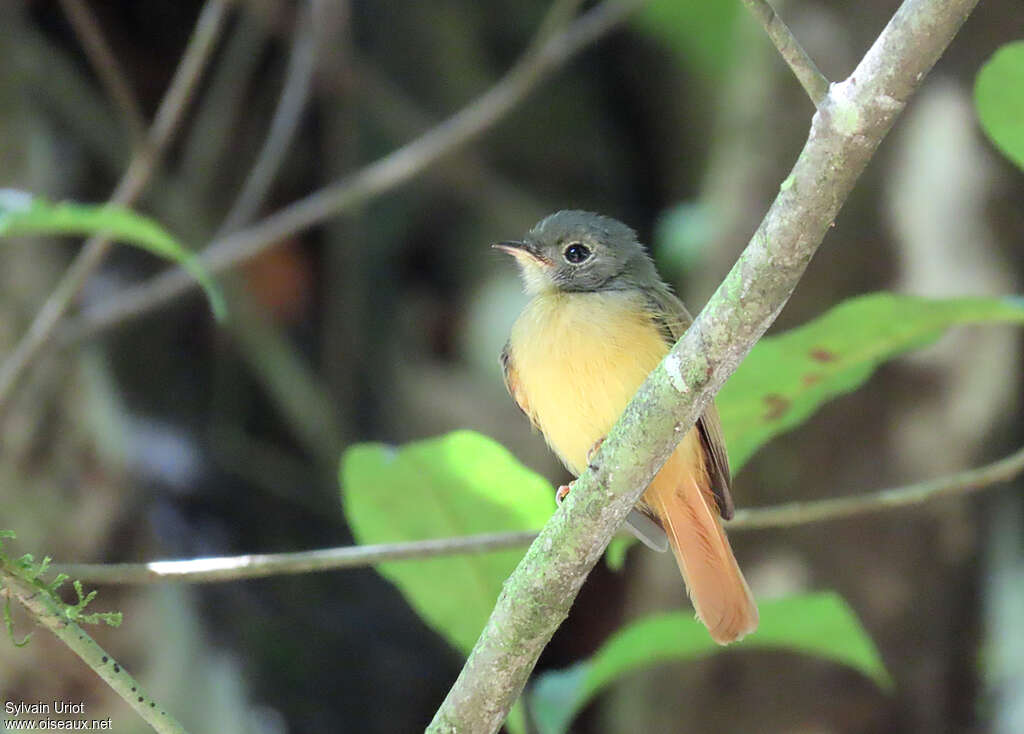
493, 210, 662, 295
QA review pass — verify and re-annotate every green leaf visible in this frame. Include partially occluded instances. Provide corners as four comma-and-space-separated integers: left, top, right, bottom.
529, 591, 890, 734
975, 42, 1024, 171
341, 431, 553, 734
339, 429, 557, 642
718, 293, 1024, 471
0, 190, 226, 320
341, 431, 553, 652
634, 0, 738, 79
604, 535, 633, 571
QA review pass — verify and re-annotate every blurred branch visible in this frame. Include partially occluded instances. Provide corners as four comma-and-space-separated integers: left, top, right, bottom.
1, 15, 127, 170
742, 0, 830, 107
179, 8, 270, 197
358, 63, 547, 229
431, 0, 978, 729
0, 559, 190, 733
0, 0, 231, 413
59, 532, 541, 585
58, 0, 146, 142
63, 0, 647, 342
59, 442, 1024, 585
730, 442, 1024, 529
218, 0, 321, 233
530, 0, 587, 51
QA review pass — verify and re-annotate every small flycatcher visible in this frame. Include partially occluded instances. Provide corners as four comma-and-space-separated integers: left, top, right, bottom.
496, 210, 757, 644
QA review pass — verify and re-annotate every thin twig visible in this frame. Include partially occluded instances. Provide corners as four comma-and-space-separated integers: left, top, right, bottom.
218, 0, 321, 234
58, 532, 541, 585
63, 0, 647, 343
58, 443, 1024, 585
0, 567, 191, 734
730, 442, 1024, 529
58, 0, 147, 142
741, 0, 830, 107
430, 0, 979, 729
0, 0, 230, 412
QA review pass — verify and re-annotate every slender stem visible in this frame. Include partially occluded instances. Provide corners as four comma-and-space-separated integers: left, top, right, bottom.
0, 568, 190, 734
218, 0, 320, 234
58, 0, 147, 142
63, 0, 647, 343
0, 0, 230, 412
57, 443, 1023, 585
429, 0, 979, 730
59, 531, 541, 585
730, 442, 1024, 529
741, 0, 830, 107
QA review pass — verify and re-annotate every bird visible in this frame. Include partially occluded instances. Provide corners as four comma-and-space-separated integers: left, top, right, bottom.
495, 210, 758, 644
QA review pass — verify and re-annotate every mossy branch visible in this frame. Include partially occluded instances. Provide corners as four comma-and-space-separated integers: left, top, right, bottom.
428, 0, 980, 731
0, 533, 190, 734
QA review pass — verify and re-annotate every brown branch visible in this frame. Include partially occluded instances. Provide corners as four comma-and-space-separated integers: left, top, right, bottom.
0, 0, 231, 412
58, 0, 147, 142
741, 0, 830, 107
218, 0, 321, 234
62, 0, 647, 343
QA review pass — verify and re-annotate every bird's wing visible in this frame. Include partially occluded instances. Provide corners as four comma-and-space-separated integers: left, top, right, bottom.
500, 341, 539, 431
644, 287, 735, 519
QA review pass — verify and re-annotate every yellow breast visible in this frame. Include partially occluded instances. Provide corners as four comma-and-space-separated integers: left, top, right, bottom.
509, 290, 670, 475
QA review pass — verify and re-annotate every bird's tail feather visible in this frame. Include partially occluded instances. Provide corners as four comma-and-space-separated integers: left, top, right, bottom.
646, 450, 758, 645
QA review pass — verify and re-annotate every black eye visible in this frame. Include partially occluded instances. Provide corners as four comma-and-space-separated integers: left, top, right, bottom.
563, 242, 591, 264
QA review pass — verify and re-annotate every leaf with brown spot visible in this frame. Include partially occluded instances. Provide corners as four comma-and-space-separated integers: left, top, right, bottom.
717, 293, 1024, 470
762, 394, 790, 421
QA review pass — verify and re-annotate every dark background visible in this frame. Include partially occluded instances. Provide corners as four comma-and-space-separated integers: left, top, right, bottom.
1, 1, 1022, 732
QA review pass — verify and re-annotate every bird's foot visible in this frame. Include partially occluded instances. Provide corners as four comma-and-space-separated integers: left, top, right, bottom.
587, 437, 605, 470
558, 439, 608, 506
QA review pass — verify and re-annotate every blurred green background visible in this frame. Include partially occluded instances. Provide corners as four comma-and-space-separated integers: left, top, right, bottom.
1, 1, 1022, 732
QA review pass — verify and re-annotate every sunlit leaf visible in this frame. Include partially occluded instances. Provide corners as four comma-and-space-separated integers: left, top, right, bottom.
718, 293, 1024, 471
0, 190, 225, 320
529, 592, 890, 734
341, 431, 554, 734
341, 431, 554, 653
975, 42, 1024, 171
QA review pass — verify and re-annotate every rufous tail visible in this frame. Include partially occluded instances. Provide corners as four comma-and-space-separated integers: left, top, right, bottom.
645, 449, 758, 645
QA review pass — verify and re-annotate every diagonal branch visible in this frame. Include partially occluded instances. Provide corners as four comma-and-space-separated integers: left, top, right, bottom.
62, 0, 646, 343
742, 0, 830, 107
58, 0, 147, 142
429, 0, 979, 731
55, 442, 1024, 585
217, 0, 321, 234
0, 564, 191, 734
0, 0, 230, 413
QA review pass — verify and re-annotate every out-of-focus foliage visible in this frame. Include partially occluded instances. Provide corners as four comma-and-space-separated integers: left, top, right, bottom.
0, 191, 225, 320
975, 41, 1024, 171
528, 591, 891, 734
653, 201, 716, 275
633, 0, 739, 79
